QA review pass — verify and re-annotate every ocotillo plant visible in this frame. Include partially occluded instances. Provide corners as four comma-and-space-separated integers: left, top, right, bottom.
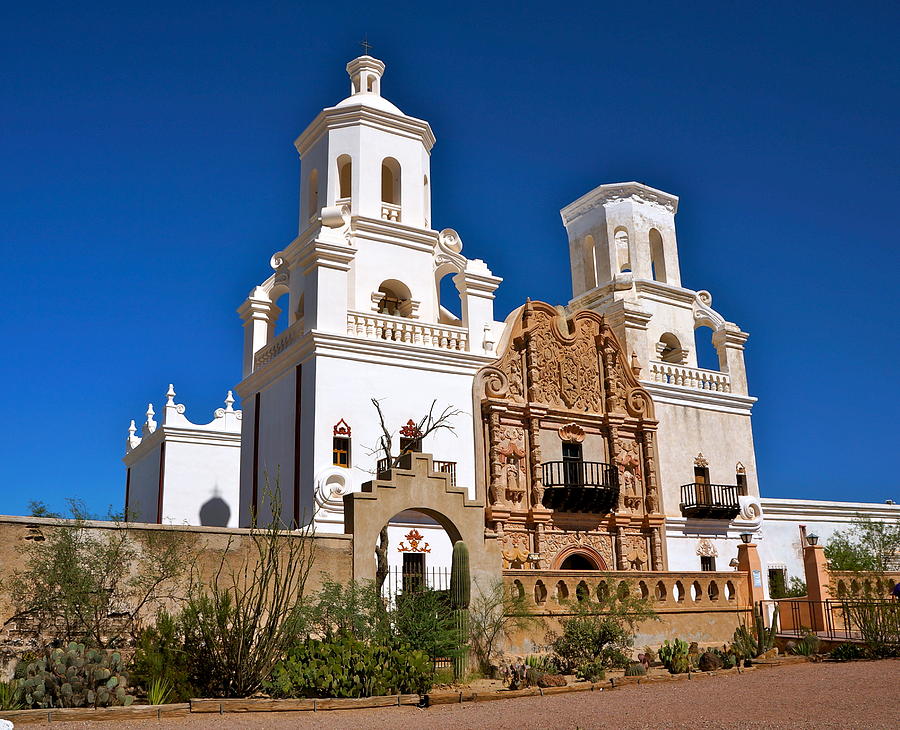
450, 540, 471, 680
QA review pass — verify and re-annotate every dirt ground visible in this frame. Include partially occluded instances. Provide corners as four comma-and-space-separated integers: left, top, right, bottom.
26, 659, 900, 730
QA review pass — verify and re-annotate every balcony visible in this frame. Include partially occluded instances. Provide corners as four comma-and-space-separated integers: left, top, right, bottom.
679, 483, 741, 519
647, 361, 731, 393
540, 461, 619, 513
347, 310, 468, 352
377, 455, 457, 486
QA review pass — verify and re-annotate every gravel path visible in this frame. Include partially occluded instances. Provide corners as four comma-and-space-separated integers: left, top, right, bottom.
31, 659, 900, 730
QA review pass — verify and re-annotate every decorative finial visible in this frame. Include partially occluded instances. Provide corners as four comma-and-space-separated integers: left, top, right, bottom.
224, 390, 235, 412
144, 403, 157, 434
165, 384, 176, 407
630, 351, 642, 378
360, 35, 373, 56
128, 420, 136, 437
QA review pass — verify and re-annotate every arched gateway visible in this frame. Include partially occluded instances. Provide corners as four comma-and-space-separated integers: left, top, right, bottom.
343, 451, 500, 586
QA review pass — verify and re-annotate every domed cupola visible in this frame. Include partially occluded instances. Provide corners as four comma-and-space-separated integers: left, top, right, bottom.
294, 54, 435, 231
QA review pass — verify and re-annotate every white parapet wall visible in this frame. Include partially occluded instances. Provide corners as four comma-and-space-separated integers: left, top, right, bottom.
124, 385, 242, 527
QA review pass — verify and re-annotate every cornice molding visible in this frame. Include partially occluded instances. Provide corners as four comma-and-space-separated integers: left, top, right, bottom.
236, 330, 495, 399
641, 381, 757, 415
561, 181, 679, 225
294, 104, 436, 156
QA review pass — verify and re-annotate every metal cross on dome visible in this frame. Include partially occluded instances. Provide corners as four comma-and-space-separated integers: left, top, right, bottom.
360, 37, 373, 55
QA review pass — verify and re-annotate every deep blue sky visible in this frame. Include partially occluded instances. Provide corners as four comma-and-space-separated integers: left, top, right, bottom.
2, 1, 898, 516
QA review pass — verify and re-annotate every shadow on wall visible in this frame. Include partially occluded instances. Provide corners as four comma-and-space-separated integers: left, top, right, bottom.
199, 497, 231, 527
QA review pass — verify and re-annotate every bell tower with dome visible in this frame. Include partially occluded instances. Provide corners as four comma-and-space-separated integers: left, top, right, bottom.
234, 54, 504, 538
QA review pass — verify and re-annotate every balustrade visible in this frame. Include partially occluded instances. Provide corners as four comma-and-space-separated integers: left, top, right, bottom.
380, 203, 401, 222
346, 311, 468, 352
647, 361, 731, 393
504, 570, 749, 611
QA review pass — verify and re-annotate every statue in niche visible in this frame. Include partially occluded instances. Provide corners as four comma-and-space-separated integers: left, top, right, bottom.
495, 427, 527, 505
615, 439, 643, 512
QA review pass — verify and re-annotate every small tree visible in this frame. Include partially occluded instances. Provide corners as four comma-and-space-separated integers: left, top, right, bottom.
825, 516, 900, 573
179, 478, 317, 697
3, 503, 195, 649
468, 578, 540, 676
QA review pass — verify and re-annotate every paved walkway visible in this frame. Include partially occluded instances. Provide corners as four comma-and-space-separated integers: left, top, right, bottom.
40, 659, 900, 729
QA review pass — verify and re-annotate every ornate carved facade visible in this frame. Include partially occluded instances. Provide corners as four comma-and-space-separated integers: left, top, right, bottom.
474, 301, 667, 572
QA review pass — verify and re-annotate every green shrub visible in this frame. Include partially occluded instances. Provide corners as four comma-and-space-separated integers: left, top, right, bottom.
130, 611, 195, 702
548, 588, 656, 673
574, 660, 605, 682
265, 634, 433, 698
624, 662, 646, 677
146, 677, 173, 706
830, 642, 866, 662
658, 639, 690, 674
18, 643, 135, 709
789, 632, 821, 657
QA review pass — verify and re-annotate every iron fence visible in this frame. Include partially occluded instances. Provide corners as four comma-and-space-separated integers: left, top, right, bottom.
761, 598, 900, 643
381, 566, 450, 599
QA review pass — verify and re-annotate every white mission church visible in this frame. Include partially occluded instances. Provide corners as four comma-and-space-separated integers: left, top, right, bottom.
122, 54, 898, 598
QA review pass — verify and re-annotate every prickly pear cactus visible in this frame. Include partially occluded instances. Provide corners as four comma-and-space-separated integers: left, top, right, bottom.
19, 642, 135, 709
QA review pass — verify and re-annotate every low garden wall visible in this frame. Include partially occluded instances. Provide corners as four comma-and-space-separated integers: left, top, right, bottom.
503, 570, 753, 653
0, 515, 354, 676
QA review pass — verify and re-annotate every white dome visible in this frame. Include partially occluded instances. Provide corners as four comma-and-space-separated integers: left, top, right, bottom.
334, 92, 403, 115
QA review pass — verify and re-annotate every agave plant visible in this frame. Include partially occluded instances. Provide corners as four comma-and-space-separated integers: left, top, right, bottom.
146, 677, 173, 706
0, 679, 24, 711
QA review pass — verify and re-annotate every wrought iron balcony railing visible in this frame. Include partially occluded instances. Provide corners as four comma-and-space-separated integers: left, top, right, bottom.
679, 482, 741, 519
540, 460, 619, 513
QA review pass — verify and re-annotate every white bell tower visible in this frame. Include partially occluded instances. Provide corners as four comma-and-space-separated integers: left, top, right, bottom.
235, 54, 503, 532
295, 54, 434, 233
560, 182, 761, 567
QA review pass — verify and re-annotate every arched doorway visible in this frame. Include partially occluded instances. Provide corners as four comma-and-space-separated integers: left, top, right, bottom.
560, 553, 598, 570
552, 546, 608, 570
376, 508, 455, 599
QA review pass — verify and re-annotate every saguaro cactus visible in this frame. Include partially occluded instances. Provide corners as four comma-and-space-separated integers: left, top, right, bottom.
450, 540, 471, 680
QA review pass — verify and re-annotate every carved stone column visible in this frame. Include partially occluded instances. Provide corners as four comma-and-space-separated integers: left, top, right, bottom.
607, 419, 626, 512
527, 412, 544, 509
487, 409, 505, 508
651, 527, 664, 571
642, 429, 660, 514
615, 526, 627, 570
534, 522, 545, 569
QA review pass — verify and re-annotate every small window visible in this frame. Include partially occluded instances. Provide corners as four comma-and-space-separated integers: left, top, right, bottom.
700, 556, 716, 572
402, 552, 425, 593
332, 437, 350, 467
736, 471, 748, 496
768, 568, 788, 598
332, 419, 351, 467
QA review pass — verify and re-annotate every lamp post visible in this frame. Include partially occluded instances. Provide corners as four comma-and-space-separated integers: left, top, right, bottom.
739, 533, 752, 544
807, 534, 819, 546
